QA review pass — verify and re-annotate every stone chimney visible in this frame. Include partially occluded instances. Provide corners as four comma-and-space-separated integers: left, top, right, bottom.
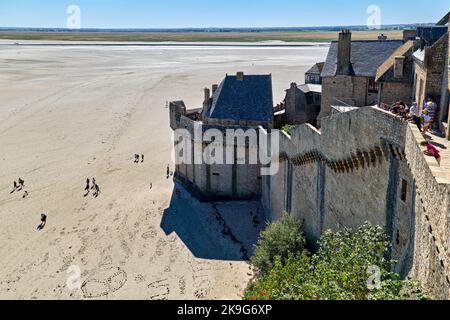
394, 56, 405, 79
336, 30, 352, 75
236, 72, 244, 81
212, 84, 218, 95
203, 87, 210, 111
403, 29, 417, 42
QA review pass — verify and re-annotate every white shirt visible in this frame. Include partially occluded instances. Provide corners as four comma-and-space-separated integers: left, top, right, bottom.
410, 105, 419, 116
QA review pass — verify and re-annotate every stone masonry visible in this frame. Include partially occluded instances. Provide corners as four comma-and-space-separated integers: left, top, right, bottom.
261, 106, 450, 299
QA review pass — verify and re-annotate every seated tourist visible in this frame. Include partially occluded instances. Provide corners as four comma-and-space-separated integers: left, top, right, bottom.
390, 101, 402, 115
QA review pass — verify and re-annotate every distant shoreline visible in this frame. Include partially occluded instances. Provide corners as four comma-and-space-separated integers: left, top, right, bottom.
0, 30, 404, 43
0, 40, 330, 48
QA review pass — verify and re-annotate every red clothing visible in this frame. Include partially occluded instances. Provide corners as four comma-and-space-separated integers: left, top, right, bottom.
426, 143, 441, 160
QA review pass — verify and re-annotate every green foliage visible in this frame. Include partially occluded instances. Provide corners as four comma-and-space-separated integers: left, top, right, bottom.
251, 213, 306, 276
281, 124, 297, 135
245, 223, 429, 300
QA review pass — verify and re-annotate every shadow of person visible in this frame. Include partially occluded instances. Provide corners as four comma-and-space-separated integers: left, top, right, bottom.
430, 141, 447, 149
37, 221, 46, 231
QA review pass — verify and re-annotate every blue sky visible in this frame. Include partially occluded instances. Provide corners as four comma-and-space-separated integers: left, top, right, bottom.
0, 0, 449, 28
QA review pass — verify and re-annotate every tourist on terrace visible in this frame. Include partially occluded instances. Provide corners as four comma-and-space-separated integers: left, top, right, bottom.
424, 100, 438, 129
410, 102, 420, 117
422, 109, 432, 133
422, 140, 441, 165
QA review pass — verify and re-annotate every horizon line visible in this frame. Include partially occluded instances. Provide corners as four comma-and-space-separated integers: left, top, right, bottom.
0, 22, 435, 32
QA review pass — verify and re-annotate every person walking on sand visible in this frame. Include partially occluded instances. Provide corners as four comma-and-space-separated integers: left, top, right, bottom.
93, 183, 100, 198
84, 178, 90, 197
10, 181, 18, 193
37, 213, 47, 231
167, 165, 170, 178
91, 178, 96, 190
18, 178, 24, 188
141, 154, 144, 163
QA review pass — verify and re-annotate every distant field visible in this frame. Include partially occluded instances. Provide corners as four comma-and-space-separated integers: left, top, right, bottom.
0, 30, 404, 42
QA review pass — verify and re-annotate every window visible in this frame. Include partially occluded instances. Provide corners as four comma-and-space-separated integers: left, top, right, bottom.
401, 179, 408, 202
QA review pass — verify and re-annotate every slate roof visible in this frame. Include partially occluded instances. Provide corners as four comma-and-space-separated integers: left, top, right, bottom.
321, 40, 404, 78
417, 26, 448, 47
437, 11, 449, 25
305, 62, 325, 75
205, 74, 273, 122
375, 41, 414, 81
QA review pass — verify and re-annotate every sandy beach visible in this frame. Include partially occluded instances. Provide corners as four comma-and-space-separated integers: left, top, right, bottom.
0, 42, 328, 299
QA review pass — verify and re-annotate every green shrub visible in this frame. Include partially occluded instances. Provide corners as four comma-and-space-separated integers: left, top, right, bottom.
251, 213, 306, 276
245, 223, 429, 300
281, 124, 296, 135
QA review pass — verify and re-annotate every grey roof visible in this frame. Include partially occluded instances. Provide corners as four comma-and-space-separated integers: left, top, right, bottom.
413, 49, 425, 62
205, 74, 273, 122
437, 11, 449, 25
321, 40, 403, 78
417, 26, 448, 47
298, 83, 322, 93
305, 62, 324, 75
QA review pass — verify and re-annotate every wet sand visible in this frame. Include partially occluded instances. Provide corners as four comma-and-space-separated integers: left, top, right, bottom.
0, 42, 328, 299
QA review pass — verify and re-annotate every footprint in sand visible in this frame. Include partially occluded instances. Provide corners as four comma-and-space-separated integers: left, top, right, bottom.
147, 279, 170, 300
141, 228, 157, 240
134, 274, 145, 284
81, 266, 127, 299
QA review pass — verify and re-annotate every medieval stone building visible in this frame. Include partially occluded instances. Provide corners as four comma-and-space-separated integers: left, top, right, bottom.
305, 62, 324, 85
376, 40, 416, 105
412, 26, 448, 127
170, 72, 273, 201
169, 11, 450, 299
318, 30, 404, 124
283, 83, 322, 127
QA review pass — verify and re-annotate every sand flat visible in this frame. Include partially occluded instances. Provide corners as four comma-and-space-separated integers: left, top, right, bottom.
0, 43, 328, 299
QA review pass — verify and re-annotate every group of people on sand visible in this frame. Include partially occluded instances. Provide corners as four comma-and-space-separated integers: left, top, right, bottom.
10, 178, 28, 198
380, 98, 441, 165
84, 178, 101, 198
134, 154, 144, 163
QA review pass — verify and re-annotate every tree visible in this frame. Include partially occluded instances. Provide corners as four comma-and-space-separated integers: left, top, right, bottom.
251, 213, 306, 276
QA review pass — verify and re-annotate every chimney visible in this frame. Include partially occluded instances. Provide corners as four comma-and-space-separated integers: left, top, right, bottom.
394, 56, 405, 79
212, 84, 218, 95
236, 72, 244, 81
203, 87, 210, 110
336, 30, 352, 75
402, 29, 417, 43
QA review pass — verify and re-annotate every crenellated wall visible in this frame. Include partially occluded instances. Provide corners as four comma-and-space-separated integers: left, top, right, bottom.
262, 106, 450, 299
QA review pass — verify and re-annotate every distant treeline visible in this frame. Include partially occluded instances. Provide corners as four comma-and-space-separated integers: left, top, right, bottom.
0, 23, 433, 33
